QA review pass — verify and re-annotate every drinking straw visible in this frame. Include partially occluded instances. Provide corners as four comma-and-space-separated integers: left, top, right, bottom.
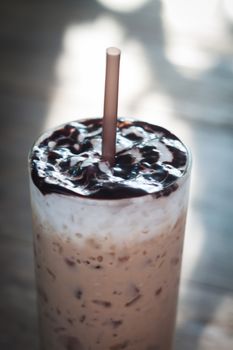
102, 47, 121, 166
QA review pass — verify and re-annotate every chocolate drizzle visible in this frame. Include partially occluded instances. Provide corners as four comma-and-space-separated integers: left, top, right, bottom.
29, 118, 188, 199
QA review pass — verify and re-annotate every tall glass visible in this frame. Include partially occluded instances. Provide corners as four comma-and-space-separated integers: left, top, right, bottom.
29, 124, 191, 350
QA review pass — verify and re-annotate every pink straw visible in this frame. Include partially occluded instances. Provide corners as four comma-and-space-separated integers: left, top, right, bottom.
102, 47, 121, 166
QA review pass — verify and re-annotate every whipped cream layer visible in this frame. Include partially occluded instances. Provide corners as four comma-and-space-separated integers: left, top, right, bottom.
30, 118, 188, 199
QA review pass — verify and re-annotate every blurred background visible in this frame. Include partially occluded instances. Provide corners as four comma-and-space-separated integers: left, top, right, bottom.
0, 0, 233, 349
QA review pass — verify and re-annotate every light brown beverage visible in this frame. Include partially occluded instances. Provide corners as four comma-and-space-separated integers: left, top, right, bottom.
29, 118, 191, 350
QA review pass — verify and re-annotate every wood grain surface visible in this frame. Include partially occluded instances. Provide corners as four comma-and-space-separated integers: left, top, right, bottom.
0, 1, 233, 349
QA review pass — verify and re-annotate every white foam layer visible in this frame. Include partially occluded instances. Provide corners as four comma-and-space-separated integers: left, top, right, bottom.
30, 175, 190, 247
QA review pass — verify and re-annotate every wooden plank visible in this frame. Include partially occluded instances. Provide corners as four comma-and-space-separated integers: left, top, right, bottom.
0, 235, 38, 350
175, 282, 233, 350
0, 94, 49, 243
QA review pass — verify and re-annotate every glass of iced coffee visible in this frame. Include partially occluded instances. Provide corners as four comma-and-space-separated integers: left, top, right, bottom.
29, 117, 191, 350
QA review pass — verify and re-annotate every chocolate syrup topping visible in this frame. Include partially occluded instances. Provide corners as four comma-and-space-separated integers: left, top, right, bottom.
30, 118, 188, 199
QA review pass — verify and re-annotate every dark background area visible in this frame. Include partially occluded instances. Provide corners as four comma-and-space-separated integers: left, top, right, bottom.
0, 0, 233, 349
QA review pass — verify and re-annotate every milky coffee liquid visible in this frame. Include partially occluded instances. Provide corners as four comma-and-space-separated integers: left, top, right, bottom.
29, 118, 191, 350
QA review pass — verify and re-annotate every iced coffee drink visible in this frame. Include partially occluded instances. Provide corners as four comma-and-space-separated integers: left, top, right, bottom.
29, 118, 191, 350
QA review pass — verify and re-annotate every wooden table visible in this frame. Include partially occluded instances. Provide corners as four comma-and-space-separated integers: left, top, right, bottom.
0, 1, 233, 349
